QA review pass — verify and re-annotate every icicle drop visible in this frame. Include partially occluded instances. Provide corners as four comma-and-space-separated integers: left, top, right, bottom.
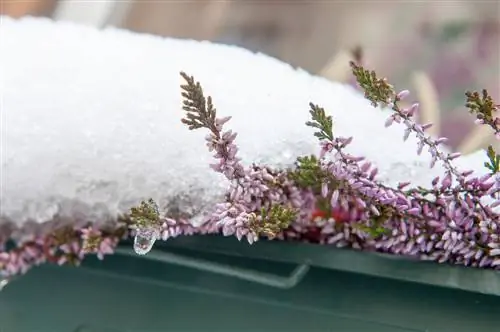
0, 279, 8, 291
133, 227, 159, 255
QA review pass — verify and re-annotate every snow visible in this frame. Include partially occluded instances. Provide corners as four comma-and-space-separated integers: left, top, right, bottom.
0, 17, 488, 226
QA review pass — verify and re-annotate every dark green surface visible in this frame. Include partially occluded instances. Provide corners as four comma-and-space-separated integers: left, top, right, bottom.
1, 236, 500, 332
162, 235, 500, 296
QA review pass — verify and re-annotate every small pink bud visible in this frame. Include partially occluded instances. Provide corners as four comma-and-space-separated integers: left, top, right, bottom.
330, 190, 340, 206
397, 90, 410, 100
448, 152, 461, 160
407, 207, 421, 215
360, 162, 371, 172
481, 182, 495, 191
441, 173, 452, 189
370, 205, 380, 216
319, 140, 334, 158
480, 174, 492, 182
461, 170, 474, 177
435, 137, 448, 145
339, 136, 354, 146
490, 248, 500, 256
429, 157, 437, 169
421, 123, 433, 131
398, 181, 411, 189
432, 176, 440, 186
407, 103, 419, 116
344, 154, 365, 162
490, 200, 500, 208
321, 182, 329, 198
216, 116, 232, 126
222, 130, 233, 140
356, 198, 367, 209
403, 128, 411, 141
413, 124, 424, 135
385, 116, 394, 127
416, 142, 424, 155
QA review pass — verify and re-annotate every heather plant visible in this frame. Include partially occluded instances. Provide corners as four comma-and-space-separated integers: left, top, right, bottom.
129, 63, 500, 267
2, 64, 500, 283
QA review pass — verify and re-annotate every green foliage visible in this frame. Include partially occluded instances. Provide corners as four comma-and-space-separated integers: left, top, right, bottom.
306, 103, 334, 141
180, 72, 217, 131
484, 145, 500, 174
355, 223, 390, 238
465, 89, 497, 124
350, 62, 395, 107
356, 204, 392, 238
82, 232, 102, 252
288, 155, 326, 190
249, 205, 297, 238
129, 198, 160, 229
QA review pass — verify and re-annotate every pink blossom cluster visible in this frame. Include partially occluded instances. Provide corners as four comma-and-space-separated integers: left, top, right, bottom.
282, 90, 500, 267
2, 81, 500, 281
0, 225, 120, 279
170, 115, 313, 243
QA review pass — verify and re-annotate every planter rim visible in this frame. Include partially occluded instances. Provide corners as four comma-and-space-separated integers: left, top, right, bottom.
153, 235, 500, 296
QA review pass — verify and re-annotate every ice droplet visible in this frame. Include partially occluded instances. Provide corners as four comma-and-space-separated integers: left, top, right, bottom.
133, 227, 159, 255
0, 279, 8, 291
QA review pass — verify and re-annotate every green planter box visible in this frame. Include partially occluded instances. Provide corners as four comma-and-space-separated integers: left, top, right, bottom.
1, 235, 500, 332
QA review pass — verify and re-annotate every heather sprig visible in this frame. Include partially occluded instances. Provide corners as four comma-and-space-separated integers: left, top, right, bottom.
249, 205, 298, 239
180, 73, 302, 241
302, 101, 436, 236
288, 155, 328, 191
351, 63, 396, 107
180, 72, 218, 131
484, 145, 500, 174
352, 62, 498, 211
281, 64, 500, 267
306, 103, 334, 142
174, 68, 500, 267
465, 89, 500, 175
124, 73, 305, 248
129, 198, 161, 230
466, 89, 500, 138
1, 221, 126, 279
349, 63, 500, 262
180, 71, 244, 180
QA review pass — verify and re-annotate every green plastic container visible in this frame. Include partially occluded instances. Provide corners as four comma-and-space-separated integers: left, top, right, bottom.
1, 235, 500, 332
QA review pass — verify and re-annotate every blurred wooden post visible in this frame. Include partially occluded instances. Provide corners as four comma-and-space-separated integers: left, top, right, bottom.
411, 72, 440, 137
320, 50, 354, 83
0, 0, 57, 17
123, 0, 231, 41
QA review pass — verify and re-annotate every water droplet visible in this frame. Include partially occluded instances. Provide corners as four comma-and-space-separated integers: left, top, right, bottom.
133, 227, 159, 255
0, 279, 9, 291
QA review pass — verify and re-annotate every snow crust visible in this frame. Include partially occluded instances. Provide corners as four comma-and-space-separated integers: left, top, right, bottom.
0, 17, 487, 226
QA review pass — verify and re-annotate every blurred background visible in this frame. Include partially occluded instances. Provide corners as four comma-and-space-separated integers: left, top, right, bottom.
1, 0, 499, 152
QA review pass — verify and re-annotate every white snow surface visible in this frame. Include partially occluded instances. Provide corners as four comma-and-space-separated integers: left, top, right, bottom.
0, 17, 489, 226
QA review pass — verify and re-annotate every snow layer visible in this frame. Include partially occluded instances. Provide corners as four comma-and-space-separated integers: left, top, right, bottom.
0, 17, 487, 226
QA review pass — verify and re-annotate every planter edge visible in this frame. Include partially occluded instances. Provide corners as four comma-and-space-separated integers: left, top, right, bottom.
154, 235, 500, 296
